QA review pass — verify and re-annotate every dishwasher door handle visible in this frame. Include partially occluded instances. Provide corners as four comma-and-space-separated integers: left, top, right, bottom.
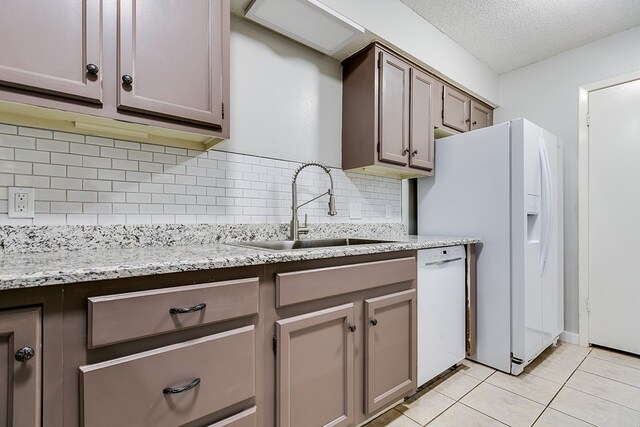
424, 257, 463, 266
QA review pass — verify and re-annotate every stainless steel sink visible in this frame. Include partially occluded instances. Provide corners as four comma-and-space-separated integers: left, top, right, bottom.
227, 238, 397, 251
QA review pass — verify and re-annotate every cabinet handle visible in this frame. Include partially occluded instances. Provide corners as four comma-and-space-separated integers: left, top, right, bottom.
370, 319, 378, 326
86, 63, 99, 75
348, 324, 357, 333
169, 303, 206, 315
122, 74, 134, 85
15, 346, 35, 362
472, 121, 477, 126
402, 149, 410, 156
162, 378, 201, 394
465, 118, 470, 123
411, 150, 418, 157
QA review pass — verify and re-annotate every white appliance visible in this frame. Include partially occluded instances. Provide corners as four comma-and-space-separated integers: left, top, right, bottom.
417, 119, 564, 375
417, 246, 467, 386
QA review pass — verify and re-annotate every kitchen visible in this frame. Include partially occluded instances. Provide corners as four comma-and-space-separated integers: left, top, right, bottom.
1, 1, 639, 426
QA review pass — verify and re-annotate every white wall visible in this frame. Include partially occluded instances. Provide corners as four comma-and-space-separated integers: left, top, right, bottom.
216, 17, 343, 168
496, 26, 640, 333
320, 0, 499, 105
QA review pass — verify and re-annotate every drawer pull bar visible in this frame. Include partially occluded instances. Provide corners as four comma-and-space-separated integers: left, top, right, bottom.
163, 378, 201, 394
169, 303, 207, 315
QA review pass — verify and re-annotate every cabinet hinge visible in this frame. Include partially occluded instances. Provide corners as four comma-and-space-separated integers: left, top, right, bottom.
222, 102, 225, 120
376, 142, 380, 153
586, 113, 590, 127
272, 334, 277, 356
586, 298, 590, 313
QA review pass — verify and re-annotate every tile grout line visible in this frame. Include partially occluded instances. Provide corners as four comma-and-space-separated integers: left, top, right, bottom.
529, 347, 596, 426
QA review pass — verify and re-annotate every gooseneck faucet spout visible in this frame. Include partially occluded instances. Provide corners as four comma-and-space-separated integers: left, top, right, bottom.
290, 162, 337, 240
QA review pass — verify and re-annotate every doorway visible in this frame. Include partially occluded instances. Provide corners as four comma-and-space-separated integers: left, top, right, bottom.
579, 75, 640, 355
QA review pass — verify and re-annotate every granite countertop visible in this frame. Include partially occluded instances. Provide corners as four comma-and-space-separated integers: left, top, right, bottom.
0, 235, 480, 290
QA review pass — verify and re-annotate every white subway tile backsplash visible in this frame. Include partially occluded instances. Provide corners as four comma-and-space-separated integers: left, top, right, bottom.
86, 136, 114, 146
36, 138, 69, 153
15, 175, 50, 188
54, 131, 85, 143
1, 160, 32, 174
0, 124, 402, 226
51, 152, 83, 166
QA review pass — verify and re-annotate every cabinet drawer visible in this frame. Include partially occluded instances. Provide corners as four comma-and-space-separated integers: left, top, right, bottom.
88, 277, 259, 347
208, 406, 257, 427
276, 257, 416, 307
80, 326, 255, 427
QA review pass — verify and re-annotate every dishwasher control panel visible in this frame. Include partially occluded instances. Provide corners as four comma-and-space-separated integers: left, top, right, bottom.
420, 245, 466, 264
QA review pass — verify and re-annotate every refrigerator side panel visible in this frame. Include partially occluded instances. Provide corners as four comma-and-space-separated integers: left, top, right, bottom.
417, 123, 512, 373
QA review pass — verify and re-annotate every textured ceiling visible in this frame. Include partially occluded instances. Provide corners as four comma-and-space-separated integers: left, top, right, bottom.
399, 0, 640, 73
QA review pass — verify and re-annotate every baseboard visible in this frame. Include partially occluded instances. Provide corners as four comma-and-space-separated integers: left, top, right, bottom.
559, 331, 580, 345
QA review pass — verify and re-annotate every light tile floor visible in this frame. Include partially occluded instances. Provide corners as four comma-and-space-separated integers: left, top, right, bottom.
365, 342, 640, 427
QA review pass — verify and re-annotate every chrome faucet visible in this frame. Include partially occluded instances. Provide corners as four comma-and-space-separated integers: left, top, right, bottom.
290, 162, 337, 240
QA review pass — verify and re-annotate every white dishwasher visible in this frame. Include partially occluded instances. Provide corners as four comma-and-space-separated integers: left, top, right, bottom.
417, 245, 467, 386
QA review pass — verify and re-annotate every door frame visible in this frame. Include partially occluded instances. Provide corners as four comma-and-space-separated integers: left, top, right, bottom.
577, 70, 640, 347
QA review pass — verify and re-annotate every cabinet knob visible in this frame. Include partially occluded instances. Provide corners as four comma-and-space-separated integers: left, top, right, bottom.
15, 346, 35, 362
402, 149, 410, 156
370, 319, 378, 326
472, 121, 478, 126
86, 63, 99, 75
465, 118, 470, 123
348, 324, 357, 333
411, 150, 418, 157
122, 74, 134, 85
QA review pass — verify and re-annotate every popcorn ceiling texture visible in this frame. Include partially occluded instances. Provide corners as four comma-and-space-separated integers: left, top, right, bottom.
399, 0, 640, 73
0, 123, 402, 226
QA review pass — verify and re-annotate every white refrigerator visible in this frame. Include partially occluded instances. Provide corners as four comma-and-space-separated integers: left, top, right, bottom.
417, 119, 564, 374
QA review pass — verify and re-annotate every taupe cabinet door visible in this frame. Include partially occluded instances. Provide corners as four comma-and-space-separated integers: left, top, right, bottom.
276, 304, 355, 427
470, 100, 493, 131
0, 307, 42, 427
409, 69, 436, 171
443, 86, 471, 133
0, 0, 102, 102
379, 51, 410, 166
365, 290, 416, 414
118, 0, 225, 126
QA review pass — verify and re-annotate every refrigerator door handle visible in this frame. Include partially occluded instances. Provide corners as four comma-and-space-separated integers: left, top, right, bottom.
539, 137, 553, 275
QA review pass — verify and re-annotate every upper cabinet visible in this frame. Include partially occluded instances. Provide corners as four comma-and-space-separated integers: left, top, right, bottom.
342, 43, 493, 179
0, 0, 230, 150
0, 0, 102, 103
343, 44, 438, 179
438, 85, 493, 134
118, 0, 225, 126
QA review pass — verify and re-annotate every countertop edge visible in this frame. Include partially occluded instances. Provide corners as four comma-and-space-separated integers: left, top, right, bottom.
0, 237, 481, 290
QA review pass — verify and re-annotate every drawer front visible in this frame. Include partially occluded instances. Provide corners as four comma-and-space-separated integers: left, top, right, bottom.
88, 277, 259, 347
208, 406, 257, 427
80, 326, 255, 427
276, 257, 416, 307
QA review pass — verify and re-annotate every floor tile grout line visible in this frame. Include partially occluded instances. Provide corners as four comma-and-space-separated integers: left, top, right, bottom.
574, 366, 640, 391
562, 381, 640, 414
585, 353, 640, 371
529, 348, 594, 426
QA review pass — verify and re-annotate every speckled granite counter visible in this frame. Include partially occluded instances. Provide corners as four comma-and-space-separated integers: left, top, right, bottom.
0, 235, 480, 290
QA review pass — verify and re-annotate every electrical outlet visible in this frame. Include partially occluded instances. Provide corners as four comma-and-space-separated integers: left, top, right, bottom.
8, 187, 35, 218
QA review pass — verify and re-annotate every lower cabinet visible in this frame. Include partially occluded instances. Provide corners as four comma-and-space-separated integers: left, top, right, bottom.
80, 325, 256, 427
365, 290, 417, 414
276, 304, 355, 427
0, 307, 42, 427
276, 286, 417, 426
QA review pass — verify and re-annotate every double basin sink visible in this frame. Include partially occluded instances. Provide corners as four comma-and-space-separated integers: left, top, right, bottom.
229, 238, 397, 251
